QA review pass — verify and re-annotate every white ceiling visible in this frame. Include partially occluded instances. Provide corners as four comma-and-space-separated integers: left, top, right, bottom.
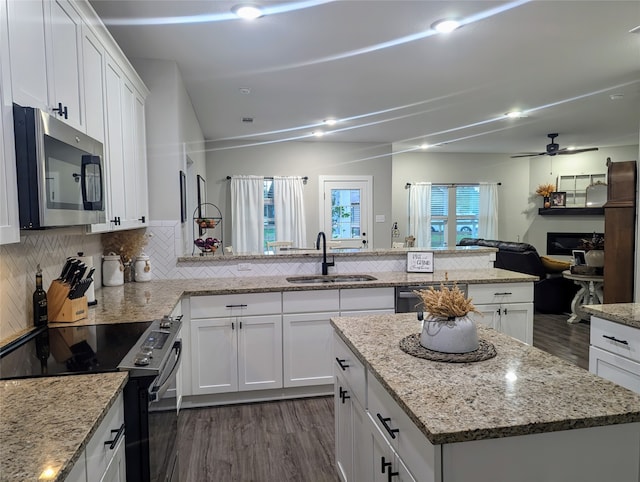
89, 0, 640, 155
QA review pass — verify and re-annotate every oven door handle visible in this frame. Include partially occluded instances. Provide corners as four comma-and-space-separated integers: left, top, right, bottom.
149, 339, 182, 403
397, 291, 420, 299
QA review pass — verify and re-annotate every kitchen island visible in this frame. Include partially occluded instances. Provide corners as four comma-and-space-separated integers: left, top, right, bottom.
331, 312, 640, 482
0, 372, 128, 482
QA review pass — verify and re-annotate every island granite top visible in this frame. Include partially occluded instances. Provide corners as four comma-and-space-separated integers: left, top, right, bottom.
330, 313, 640, 445
583, 303, 640, 329
0, 372, 128, 482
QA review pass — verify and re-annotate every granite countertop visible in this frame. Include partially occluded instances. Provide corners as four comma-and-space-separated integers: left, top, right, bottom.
178, 245, 497, 262
46, 268, 536, 328
0, 372, 128, 482
331, 313, 640, 445
583, 303, 640, 329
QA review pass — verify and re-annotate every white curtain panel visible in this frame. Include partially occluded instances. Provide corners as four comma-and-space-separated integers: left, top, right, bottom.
478, 182, 499, 239
408, 182, 432, 248
230, 175, 264, 254
273, 176, 307, 248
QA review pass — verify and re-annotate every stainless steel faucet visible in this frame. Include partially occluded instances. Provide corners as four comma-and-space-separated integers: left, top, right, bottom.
316, 231, 335, 275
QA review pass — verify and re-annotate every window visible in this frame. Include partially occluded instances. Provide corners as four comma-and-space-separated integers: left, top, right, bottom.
430, 185, 479, 248
263, 179, 275, 251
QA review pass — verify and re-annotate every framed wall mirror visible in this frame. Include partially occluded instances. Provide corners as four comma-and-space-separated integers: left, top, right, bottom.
585, 182, 607, 207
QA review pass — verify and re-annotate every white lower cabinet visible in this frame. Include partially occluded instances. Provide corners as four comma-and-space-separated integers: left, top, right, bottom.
589, 316, 640, 394
66, 393, 126, 482
368, 415, 416, 482
190, 293, 282, 395
283, 290, 339, 388
467, 283, 533, 344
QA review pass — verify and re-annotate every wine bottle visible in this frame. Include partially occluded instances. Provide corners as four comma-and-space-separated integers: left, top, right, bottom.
33, 264, 48, 327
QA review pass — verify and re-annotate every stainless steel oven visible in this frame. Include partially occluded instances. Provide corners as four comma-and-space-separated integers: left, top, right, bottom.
395, 284, 468, 313
119, 316, 182, 482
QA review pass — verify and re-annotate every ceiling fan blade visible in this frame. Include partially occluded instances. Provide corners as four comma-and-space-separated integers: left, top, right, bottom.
510, 152, 547, 158
556, 147, 599, 155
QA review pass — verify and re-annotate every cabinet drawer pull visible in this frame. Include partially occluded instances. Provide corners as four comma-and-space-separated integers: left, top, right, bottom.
602, 335, 629, 345
376, 413, 399, 439
104, 423, 125, 450
339, 386, 350, 404
53, 102, 68, 119
494, 292, 512, 296
225, 304, 248, 308
335, 358, 349, 370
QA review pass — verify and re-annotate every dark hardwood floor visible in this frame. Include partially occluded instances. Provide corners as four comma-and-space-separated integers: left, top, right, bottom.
178, 312, 590, 481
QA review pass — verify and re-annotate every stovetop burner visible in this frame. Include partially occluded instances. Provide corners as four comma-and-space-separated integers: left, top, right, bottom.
0, 321, 153, 380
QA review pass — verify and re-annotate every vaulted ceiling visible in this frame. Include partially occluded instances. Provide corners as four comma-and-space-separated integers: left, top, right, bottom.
90, 0, 640, 155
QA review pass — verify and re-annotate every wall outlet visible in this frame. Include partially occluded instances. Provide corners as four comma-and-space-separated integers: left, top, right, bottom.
238, 263, 252, 271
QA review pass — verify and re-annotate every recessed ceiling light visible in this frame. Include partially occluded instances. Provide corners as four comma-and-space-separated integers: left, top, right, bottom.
313, 131, 324, 138
323, 119, 337, 126
239, 87, 251, 94
609, 93, 624, 100
231, 4, 263, 20
566, 146, 576, 151
505, 111, 528, 119
431, 18, 461, 33
420, 143, 430, 150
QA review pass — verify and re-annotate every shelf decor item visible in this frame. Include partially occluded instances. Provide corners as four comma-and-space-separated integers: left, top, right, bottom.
550, 191, 567, 207
414, 280, 480, 354
536, 183, 556, 208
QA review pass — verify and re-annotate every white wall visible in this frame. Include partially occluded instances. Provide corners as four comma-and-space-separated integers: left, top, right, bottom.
391, 152, 531, 245
205, 141, 393, 249
527, 145, 637, 256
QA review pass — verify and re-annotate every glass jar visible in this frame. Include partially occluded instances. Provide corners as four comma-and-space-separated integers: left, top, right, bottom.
102, 253, 124, 286
134, 254, 152, 282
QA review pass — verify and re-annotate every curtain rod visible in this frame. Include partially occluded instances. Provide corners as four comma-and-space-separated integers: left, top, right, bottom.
227, 175, 308, 184
405, 182, 501, 189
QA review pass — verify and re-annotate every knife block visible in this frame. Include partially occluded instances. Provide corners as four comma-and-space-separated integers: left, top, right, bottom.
47, 280, 88, 322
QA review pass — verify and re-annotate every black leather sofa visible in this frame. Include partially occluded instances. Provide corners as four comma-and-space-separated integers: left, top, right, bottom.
458, 238, 577, 314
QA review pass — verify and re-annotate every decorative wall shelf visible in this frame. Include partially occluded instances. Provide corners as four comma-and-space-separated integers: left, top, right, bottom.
538, 207, 604, 216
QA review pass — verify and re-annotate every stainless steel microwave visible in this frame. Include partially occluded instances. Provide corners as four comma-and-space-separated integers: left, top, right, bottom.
13, 104, 106, 229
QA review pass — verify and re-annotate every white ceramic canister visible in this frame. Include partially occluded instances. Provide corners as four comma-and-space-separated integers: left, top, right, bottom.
103, 253, 124, 287
134, 253, 151, 282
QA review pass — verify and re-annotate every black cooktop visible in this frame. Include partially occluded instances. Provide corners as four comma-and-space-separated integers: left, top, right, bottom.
0, 321, 152, 380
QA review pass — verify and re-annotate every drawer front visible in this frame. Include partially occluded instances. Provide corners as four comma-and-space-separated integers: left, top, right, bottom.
590, 317, 640, 363
190, 292, 281, 318
468, 282, 533, 305
589, 346, 640, 394
367, 372, 438, 480
282, 289, 339, 313
86, 393, 124, 479
333, 333, 366, 406
340, 287, 395, 312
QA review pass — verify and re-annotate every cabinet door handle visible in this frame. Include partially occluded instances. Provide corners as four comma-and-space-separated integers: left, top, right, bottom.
138, 216, 146, 223
53, 102, 68, 119
104, 423, 125, 450
225, 304, 248, 308
381, 456, 392, 474
376, 413, 399, 439
602, 335, 629, 345
231, 321, 235, 330
388, 468, 399, 481
335, 358, 349, 370
503, 308, 508, 315
339, 387, 350, 403
239, 321, 243, 329
494, 292, 512, 296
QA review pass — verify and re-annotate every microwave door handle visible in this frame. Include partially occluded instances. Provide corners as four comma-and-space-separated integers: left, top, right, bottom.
80, 155, 104, 211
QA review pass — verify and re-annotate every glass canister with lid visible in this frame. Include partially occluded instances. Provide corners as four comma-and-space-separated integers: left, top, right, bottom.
103, 253, 124, 286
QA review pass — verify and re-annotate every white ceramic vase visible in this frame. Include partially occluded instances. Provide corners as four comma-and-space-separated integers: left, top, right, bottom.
420, 315, 479, 354
585, 249, 604, 268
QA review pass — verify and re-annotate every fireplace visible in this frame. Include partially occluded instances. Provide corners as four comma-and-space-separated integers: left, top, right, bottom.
546, 232, 604, 256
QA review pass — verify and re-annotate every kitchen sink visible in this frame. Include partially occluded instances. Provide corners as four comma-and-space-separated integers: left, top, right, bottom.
286, 274, 378, 284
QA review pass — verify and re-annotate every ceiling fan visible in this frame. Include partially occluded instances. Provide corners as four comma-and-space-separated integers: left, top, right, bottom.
511, 133, 599, 158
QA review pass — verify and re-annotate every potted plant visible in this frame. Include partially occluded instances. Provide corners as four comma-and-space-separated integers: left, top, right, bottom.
536, 183, 556, 208
579, 233, 605, 268
414, 282, 480, 353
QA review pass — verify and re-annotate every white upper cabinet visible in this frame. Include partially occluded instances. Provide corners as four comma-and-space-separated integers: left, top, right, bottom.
6, 0, 49, 109
0, 0, 19, 244
45, 0, 84, 131
7, 0, 84, 130
81, 26, 105, 142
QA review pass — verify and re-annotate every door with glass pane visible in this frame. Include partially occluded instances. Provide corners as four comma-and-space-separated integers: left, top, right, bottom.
320, 177, 371, 250
430, 185, 479, 248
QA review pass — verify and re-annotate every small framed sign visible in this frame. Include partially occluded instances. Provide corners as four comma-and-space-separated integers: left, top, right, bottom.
407, 251, 434, 273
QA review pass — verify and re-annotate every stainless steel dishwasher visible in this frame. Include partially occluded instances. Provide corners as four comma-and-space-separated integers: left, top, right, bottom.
395, 283, 468, 313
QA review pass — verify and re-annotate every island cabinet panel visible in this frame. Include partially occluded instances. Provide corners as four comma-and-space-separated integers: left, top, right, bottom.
334, 333, 367, 406
589, 316, 640, 394
441, 422, 640, 482
367, 416, 417, 482
368, 373, 440, 482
